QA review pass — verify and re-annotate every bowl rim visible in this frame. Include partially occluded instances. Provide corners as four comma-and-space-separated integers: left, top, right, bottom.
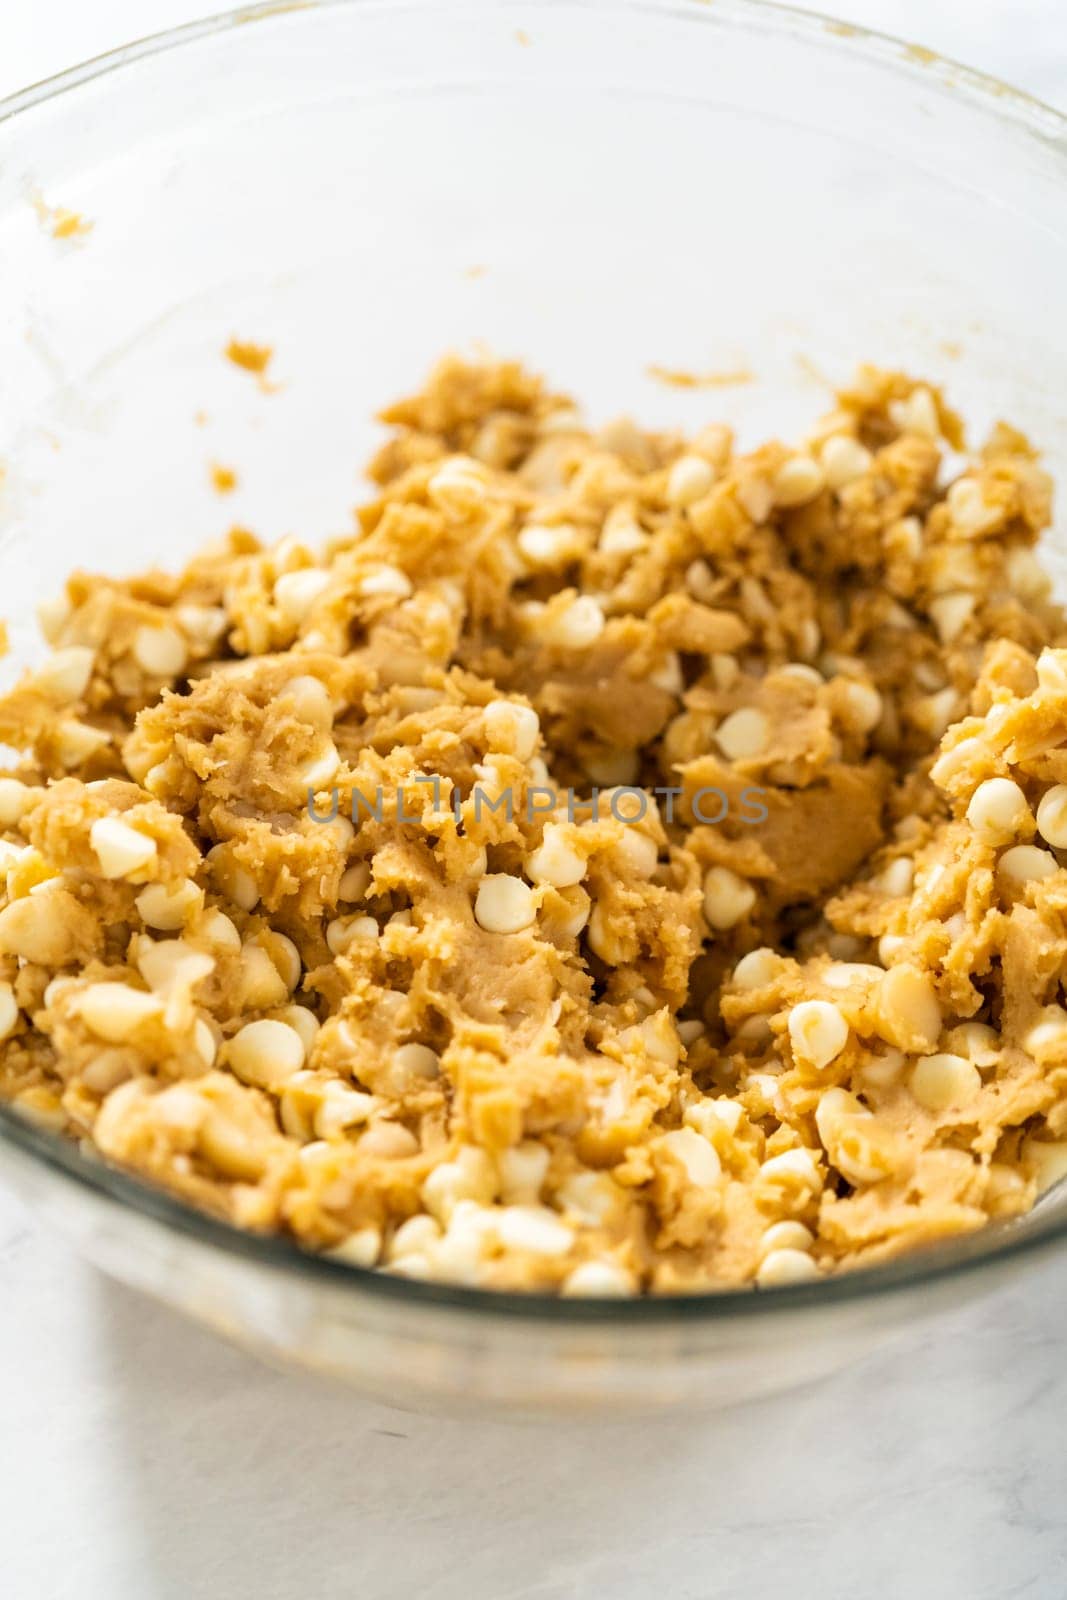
3, 0, 1067, 136
2, 0, 1067, 1324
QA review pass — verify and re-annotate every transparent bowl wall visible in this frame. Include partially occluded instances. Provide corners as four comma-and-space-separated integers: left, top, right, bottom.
2, 0, 1067, 1415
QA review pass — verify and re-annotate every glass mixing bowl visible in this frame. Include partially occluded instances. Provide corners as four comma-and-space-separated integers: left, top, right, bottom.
2, 0, 1067, 1416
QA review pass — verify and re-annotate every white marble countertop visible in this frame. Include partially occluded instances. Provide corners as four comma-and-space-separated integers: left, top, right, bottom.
3, 5, 1067, 1598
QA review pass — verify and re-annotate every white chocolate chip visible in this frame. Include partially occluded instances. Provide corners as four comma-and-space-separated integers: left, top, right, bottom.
76, 983, 164, 1042
772, 455, 824, 507
474, 874, 536, 935
667, 454, 714, 508
1036, 784, 1067, 850
542, 596, 604, 650
485, 699, 540, 760
526, 824, 585, 888
788, 999, 849, 1069
756, 1247, 820, 1286
715, 707, 769, 762
998, 845, 1058, 884
561, 1260, 637, 1296
909, 1052, 981, 1113
90, 817, 158, 880
820, 434, 872, 489
359, 566, 412, 599
274, 568, 332, 624
133, 624, 188, 678
227, 1018, 306, 1088
35, 646, 94, 702
703, 865, 756, 931
966, 778, 1030, 845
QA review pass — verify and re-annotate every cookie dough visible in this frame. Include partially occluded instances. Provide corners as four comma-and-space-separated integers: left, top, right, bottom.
1, 356, 1066, 1294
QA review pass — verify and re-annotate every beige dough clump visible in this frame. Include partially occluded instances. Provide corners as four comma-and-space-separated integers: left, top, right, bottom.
1, 355, 1066, 1294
